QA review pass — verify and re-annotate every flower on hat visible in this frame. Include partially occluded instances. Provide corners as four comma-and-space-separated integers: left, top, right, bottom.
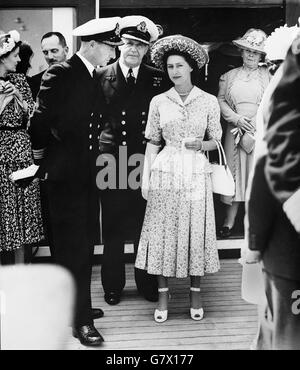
233, 28, 267, 55
245, 30, 265, 47
0, 30, 20, 57
264, 24, 300, 61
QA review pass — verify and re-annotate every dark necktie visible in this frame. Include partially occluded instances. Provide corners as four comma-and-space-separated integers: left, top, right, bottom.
92, 69, 97, 81
92, 69, 99, 90
126, 68, 135, 89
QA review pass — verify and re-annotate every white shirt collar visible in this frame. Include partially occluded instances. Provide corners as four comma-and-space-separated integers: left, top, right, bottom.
76, 52, 95, 77
119, 60, 140, 79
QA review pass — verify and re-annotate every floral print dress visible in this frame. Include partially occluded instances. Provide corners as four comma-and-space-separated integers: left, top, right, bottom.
0, 73, 44, 252
135, 87, 222, 278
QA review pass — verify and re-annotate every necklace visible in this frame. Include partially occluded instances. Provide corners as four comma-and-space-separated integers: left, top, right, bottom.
243, 65, 258, 74
240, 66, 259, 82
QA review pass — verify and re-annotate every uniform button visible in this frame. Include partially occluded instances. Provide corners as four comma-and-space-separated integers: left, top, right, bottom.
91, 113, 94, 117
89, 145, 93, 150
142, 120, 146, 124
97, 135, 100, 139
122, 141, 127, 145
121, 120, 126, 125
89, 123, 92, 128
99, 114, 102, 118
142, 140, 146, 145
122, 131, 126, 136
142, 130, 145, 135
141, 112, 146, 116
122, 111, 126, 116
89, 134, 92, 139
97, 124, 100, 129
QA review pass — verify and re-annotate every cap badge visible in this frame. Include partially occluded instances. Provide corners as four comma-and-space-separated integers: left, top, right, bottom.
137, 21, 148, 34
115, 23, 120, 36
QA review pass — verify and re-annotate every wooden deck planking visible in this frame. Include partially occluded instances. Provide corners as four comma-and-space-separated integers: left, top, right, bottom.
63, 259, 258, 350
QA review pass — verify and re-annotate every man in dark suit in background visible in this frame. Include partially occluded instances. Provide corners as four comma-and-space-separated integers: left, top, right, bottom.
97, 15, 169, 306
28, 17, 122, 347
29, 32, 69, 100
246, 39, 300, 349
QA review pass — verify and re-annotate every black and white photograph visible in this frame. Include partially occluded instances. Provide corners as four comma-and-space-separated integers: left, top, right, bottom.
0, 0, 300, 354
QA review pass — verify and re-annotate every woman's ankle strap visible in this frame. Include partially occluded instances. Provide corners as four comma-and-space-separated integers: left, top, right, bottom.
190, 287, 201, 292
158, 287, 169, 293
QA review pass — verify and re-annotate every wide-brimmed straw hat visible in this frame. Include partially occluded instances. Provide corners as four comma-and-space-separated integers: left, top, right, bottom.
232, 28, 267, 55
151, 34, 209, 70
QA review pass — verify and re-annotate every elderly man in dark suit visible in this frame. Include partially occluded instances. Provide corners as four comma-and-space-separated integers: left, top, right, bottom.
245, 39, 300, 350
97, 15, 169, 305
28, 17, 122, 347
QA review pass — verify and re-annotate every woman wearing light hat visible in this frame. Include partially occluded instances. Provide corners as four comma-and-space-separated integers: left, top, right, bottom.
135, 35, 222, 322
0, 30, 44, 264
217, 29, 271, 238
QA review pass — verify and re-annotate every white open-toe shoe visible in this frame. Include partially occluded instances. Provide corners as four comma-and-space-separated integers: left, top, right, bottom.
154, 287, 169, 323
190, 287, 204, 321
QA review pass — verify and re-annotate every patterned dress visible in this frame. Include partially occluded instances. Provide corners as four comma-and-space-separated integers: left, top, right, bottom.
135, 87, 222, 278
0, 73, 44, 252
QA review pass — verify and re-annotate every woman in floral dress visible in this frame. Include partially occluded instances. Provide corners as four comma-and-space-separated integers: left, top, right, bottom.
0, 30, 44, 264
135, 35, 222, 322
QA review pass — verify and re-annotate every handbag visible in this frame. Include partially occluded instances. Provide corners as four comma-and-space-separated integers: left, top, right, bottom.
239, 131, 255, 154
208, 140, 235, 196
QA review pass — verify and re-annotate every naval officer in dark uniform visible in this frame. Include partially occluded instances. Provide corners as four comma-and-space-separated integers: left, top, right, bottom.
97, 15, 169, 305
28, 17, 122, 347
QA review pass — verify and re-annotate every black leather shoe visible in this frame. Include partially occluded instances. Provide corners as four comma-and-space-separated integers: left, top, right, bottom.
219, 226, 232, 238
92, 308, 104, 319
104, 291, 121, 305
73, 324, 104, 347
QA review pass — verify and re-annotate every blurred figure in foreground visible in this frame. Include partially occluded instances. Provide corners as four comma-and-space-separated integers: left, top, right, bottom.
0, 265, 74, 350
245, 24, 300, 350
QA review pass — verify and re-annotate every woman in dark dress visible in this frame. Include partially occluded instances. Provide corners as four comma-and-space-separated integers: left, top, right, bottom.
0, 30, 44, 264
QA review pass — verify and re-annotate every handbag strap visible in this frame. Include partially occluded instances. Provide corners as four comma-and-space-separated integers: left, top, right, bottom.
217, 140, 228, 167
207, 139, 227, 167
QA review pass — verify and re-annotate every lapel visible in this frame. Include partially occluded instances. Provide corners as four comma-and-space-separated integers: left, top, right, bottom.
135, 63, 150, 90
69, 54, 100, 108
101, 61, 127, 97
69, 54, 94, 86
